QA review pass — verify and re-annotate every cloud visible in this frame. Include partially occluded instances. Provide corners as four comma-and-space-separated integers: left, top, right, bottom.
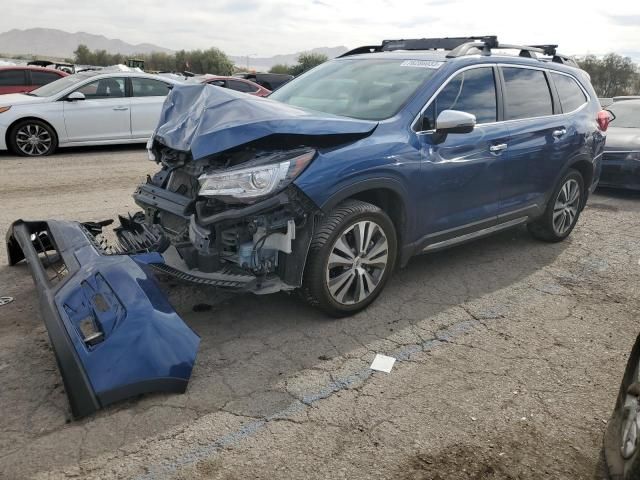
607, 14, 640, 26
0, 0, 638, 57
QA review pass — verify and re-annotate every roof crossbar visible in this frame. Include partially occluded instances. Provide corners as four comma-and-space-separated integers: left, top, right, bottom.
341, 35, 577, 67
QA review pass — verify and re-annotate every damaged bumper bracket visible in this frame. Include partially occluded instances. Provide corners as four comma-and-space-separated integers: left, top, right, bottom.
6, 219, 200, 418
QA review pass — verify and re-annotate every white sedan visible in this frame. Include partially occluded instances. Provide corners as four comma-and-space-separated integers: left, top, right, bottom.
0, 71, 183, 156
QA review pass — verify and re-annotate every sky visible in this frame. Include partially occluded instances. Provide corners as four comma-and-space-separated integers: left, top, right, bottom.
1, 0, 639, 57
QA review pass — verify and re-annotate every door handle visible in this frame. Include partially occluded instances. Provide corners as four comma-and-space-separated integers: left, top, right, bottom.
552, 128, 567, 138
489, 143, 508, 153
113, 106, 129, 111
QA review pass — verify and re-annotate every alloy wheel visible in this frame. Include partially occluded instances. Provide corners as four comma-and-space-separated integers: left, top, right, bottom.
552, 178, 581, 236
15, 123, 52, 156
621, 362, 640, 460
325, 220, 389, 305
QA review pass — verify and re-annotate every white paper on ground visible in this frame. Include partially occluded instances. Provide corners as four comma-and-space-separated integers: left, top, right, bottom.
370, 354, 396, 373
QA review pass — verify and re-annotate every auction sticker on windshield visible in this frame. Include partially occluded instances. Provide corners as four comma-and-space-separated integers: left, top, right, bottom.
400, 60, 443, 69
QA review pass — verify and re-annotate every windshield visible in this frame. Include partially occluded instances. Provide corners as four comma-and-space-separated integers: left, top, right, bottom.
269, 58, 441, 120
28, 74, 93, 97
608, 102, 640, 128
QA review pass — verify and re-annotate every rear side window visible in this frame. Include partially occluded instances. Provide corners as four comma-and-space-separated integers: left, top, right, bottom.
502, 67, 553, 120
227, 79, 258, 93
0, 69, 26, 86
551, 73, 587, 113
31, 70, 62, 86
422, 67, 497, 130
131, 78, 171, 97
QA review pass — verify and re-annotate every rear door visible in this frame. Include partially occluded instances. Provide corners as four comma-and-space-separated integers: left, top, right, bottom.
63, 76, 131, 142
129, 77, 172, 139
0, 69, 28, 94
417, 65, 508, 238
498, 66, 567, 216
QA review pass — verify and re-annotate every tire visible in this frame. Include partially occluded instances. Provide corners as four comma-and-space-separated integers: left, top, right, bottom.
527, 169, 584, 242
8, 119, 58, 157
603, 335, 640, 480
300, 199, 397, 317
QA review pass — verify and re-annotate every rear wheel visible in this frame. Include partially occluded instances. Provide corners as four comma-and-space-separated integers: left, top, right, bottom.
300, 200, 397, 317
528, 169, 584, 242
8, 119, 57, 157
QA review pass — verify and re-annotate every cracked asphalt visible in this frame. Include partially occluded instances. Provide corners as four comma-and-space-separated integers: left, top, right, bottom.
1, 146, 639, 479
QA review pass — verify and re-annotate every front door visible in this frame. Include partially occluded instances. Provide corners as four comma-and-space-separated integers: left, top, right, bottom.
63, 77, 131, 142
417, 66, 508, 240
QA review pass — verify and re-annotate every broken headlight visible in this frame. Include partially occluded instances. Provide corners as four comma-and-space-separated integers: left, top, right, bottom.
198, 149, 315, 200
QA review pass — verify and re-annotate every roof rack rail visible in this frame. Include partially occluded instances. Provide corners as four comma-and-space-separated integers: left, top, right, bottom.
340, 35, 577, 67
339, 36, 497, 58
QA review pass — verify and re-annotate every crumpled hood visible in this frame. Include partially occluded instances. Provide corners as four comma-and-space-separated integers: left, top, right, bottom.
153, 84, 378, 160
605, 127, 640, 151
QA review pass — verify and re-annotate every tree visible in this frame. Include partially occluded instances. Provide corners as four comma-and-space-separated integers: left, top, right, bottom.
289, 52, 328, 76
72, 44, 235, 75
73, 44, 92, 64
269, 63, 291, 74
576, 53, 640, 97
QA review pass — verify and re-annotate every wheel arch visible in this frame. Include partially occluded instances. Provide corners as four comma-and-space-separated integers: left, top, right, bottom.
320, 179, 411, 263
568, 158, 594, 196
6, 116, 60, 153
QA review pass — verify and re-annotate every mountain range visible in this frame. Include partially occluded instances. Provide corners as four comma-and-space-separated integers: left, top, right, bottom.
0, 28, 348, 70
0, 28, 173, 58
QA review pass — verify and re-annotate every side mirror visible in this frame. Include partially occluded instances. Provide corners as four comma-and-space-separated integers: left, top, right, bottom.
429, 109, 476, 144
66, 91, 85, 101
436, 110, 476, 134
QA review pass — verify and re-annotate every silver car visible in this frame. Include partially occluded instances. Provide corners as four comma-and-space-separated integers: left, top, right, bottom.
0, 71, 183, 156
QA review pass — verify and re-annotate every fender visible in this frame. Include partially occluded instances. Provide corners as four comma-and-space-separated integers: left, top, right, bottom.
320, 176, 416, 267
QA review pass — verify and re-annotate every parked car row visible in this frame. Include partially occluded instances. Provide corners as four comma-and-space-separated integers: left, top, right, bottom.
0, 68, 274, 156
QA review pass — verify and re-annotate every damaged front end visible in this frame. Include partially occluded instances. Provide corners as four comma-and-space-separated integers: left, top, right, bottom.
7, 84, 376, 418
135, 144, 320, 294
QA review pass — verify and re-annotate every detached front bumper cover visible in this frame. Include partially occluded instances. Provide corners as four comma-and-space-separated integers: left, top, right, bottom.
7, 220, 200, 418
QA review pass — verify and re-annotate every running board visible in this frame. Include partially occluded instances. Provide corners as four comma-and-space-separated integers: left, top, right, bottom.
422, 217, 527, 252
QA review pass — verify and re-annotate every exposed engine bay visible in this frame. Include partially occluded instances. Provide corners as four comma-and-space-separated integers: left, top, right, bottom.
130, 140, 321, 293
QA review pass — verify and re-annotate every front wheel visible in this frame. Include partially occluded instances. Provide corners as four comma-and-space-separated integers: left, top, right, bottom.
8, 119, 58, 157
300, 200, 397, 317
528, 169, 584, 242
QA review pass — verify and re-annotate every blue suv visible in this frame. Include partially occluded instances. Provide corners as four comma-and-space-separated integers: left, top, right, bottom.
6, 36, 611, 417
138, 35, 608, 316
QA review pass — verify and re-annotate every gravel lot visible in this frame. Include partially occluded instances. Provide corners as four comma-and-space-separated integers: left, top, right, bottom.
0, 146, 639, 479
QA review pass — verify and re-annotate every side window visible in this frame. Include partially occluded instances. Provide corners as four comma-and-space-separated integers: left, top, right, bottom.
227, 79, 258, 93
76, 77, 125, 99
551, 73, 587, 113
502, 67, 553, 120
422, 68, 497, 130
31, 71, 63, 86
131, 78, 171, 97
0, 69, 27, 86
208, 80, 226, 87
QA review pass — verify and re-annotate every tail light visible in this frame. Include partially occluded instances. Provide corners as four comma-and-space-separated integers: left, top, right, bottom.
597, 110, 612, 132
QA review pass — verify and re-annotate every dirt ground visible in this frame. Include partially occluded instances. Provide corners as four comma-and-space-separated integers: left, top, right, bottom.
0, 146, 639, 480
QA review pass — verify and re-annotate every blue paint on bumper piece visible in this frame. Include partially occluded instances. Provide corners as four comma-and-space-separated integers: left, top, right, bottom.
6, 220, 200, 418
